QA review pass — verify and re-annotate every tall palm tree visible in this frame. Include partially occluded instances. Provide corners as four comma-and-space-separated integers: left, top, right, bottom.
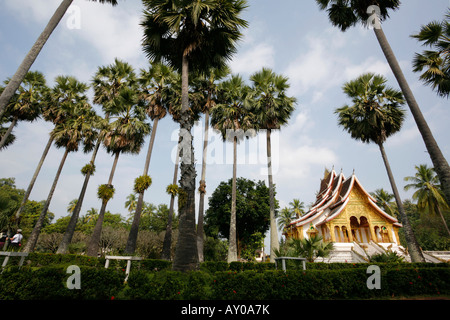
404, 164, 450, 236
57, 59, 132, 254
211, 74, 255, 263
125, 63, 173, 254
67, 199, 78, 216
315, 0, 450, 220
0, 71, 47, 149
0, 0, 119, 119
249, 67, 296, 261
335, 73, 424, 262
14, 74, 84, 226
141, 0, 248, 271
23, 76, 98, 252
86, 85, 150, 257
411, 9, 450, 98
192, 65, 230, 262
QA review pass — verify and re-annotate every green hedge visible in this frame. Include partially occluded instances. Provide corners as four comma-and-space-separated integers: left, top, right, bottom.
125, 266, 450, 300
0, 266, 125, 300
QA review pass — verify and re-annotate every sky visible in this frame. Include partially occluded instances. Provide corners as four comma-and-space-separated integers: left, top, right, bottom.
0, 0, 449, 246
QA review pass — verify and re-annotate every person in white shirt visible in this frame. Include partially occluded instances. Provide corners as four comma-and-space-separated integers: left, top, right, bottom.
7, 229, 23, 250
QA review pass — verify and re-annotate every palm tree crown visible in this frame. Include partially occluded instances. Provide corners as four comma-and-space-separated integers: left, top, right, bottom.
335, 73, 405, 145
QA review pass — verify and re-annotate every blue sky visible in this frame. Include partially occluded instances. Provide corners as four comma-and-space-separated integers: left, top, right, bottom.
0, 0, 449, 243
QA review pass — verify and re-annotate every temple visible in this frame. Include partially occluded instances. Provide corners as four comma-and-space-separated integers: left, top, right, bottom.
283, 169, 447, 263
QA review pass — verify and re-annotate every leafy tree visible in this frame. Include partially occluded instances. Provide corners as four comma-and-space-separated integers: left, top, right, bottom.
204, 178, 276, 259
281, 235, 334, 263
411, 9, 450, 98
315, 0, 450, 217
141, 0, 248, 272
0, 71, 47, 149
370, 188, 397, 217
335, 73, 424, 262
404, 164, 450, 236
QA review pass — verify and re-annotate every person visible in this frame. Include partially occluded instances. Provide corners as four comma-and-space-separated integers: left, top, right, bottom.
7, 229, 23, 251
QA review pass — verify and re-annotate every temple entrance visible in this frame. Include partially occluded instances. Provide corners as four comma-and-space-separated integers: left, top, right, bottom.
350, 216, 372, 243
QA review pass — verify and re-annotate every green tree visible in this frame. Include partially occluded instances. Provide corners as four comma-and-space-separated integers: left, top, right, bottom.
289, 199, 305, 218
141, 0, 248, 272
204, 178, 275, 259
411, 9, 450, 98
315, 0, 450, 219
125, 62, 174, 254
404, 164, 450, 236
249, 67, 296, 261
0, 0, 119, 119
86, 73, 151, 257
370, 188, 397, 218
288, 235, 334, 263
211, 75, 255, 262
277, 207, 295, 232
0, 71, 47, 149
24, 76, 99, 252
335, 72, 424, 262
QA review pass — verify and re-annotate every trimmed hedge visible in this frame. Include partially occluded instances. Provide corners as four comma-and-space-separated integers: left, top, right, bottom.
0, 266, 125, 300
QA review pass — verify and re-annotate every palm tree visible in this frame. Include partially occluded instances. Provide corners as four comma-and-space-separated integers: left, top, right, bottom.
370, 188, 397, 218
315, 0, 450, 219
277, 207, 295, 232
0, 0, 119, 119
335, 73, 424, 262
249, 67, 296, 262
211, 74, 255, 263
289, 235, 334, 263
411, 9, 450, 98
125, 63, 173, 254
125, 193, 137, 215
14, 74, 85, 226
289, 199, 305, 218
23, 76, 98, 252
56, 59, 132, 254
141, 0, 248, 271
86, 85, 151, 257
192, 65, 230, 262
0, 71, 47, 149
404, 164, 450, 236
67, 199, 78, 216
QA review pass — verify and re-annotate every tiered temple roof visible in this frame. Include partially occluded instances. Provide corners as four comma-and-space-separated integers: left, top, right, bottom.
288, 169, 401, 230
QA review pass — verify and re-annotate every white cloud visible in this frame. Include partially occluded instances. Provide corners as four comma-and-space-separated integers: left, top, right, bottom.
229, 42, 275, 76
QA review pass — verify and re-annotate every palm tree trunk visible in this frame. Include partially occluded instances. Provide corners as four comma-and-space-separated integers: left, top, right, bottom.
266, 129, 279, 261
373, 26, 450, 208
227, 136, 238, 263
161, 142, 180, 260
378, 142, 425, 262
197, 110, 210, 263
86, 151, 120, 257
125, 117, 159, 254
0, 117, 17, 149
23, 147, 70, 252
172, 54, 198, 271
14, 135, 53, 222
56, 138, 102, 254
0, 0, 73, 119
